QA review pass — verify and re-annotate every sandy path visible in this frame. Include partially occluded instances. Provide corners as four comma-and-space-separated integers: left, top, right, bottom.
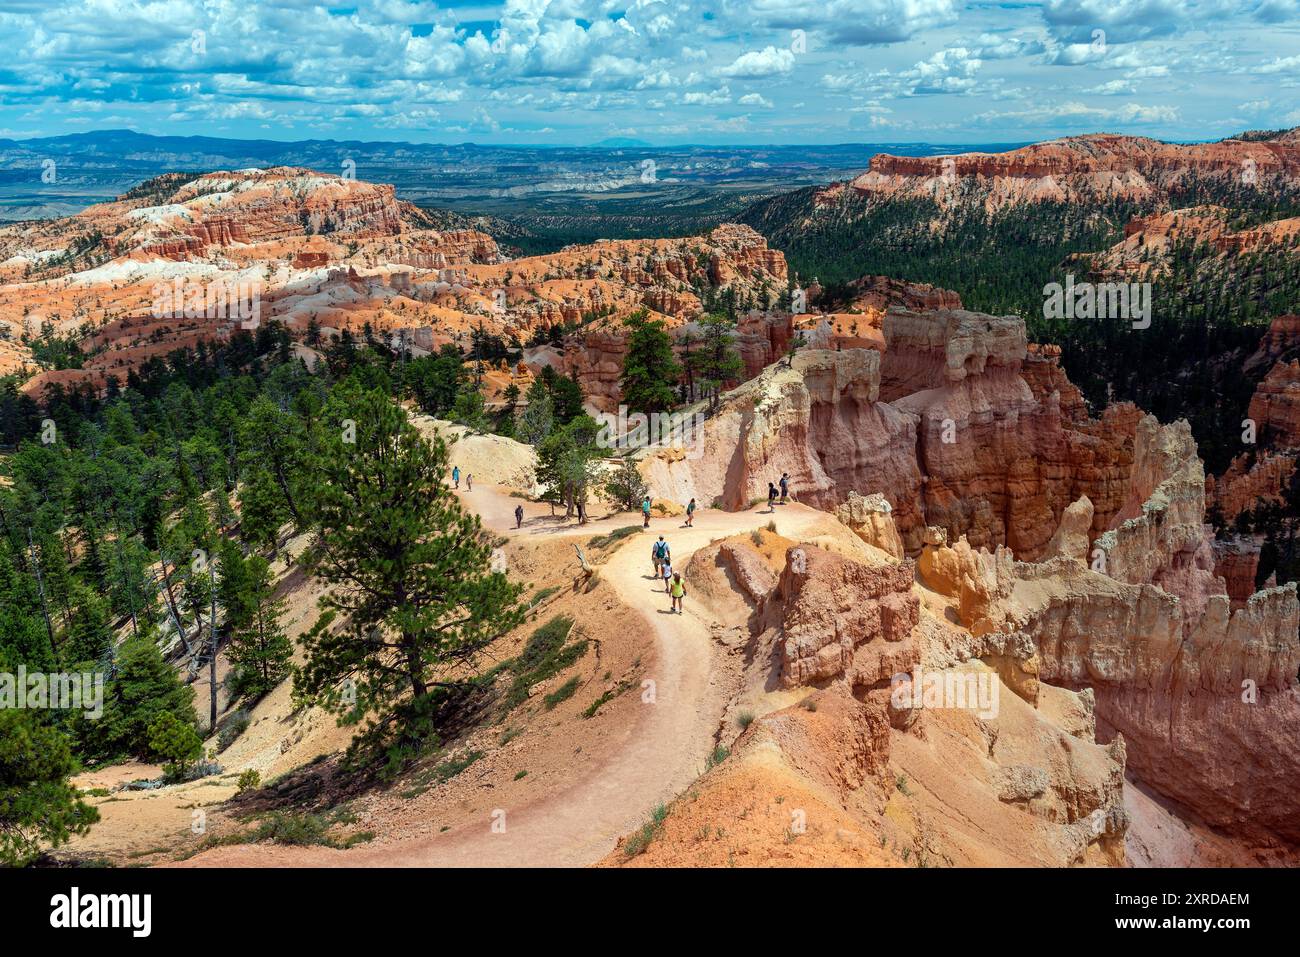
178, 489, 825, 868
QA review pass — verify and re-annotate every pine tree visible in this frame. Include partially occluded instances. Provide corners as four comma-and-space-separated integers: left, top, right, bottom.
695, 312, 744, 410
0, 706, 98, 866
82, 632, 197, 760
620, 310, 681, 414
516, 378, 554, 446
147, 710, 203, 778
294, 385, 526, 727
217, 540, 255, 635
602, 456, 648, 511
227, 555, 291, 699
536, 415, 602, 519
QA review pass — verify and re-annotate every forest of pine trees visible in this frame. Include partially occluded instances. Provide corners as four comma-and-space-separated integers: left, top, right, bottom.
0, 320, 526, 863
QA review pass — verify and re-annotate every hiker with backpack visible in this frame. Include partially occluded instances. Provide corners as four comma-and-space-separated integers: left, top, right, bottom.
652, 536, 670, 577
767, 482, 778, 511
642, 495, 652, 528
780, 472, 789, 504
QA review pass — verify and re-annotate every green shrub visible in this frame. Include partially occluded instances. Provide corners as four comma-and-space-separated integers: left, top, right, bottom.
543, 676, 581, 710
588, 526, 641, 550
503, 616, 588, 710
623, 803, 669, 858
704, 745, 729, 771
217, 710, 251, 753
147, 712, 203, 780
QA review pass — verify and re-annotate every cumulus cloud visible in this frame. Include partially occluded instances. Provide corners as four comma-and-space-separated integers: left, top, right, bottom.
972, 99, 1180, 127
725, 0, 958, 46
717, 46, 795, 78
0, 0, 1294, 144
899, 47, 983, 95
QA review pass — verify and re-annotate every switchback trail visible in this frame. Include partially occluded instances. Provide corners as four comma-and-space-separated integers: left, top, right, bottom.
176, 488, 826, 867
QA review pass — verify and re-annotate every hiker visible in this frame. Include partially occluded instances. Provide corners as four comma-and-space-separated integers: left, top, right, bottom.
685, 497, 696, 527
452, 465, 461, 489
466, 473, 473, 491
652, 535, 670, 576
577, 498, 586, 524
767, 482, 778, 511
670, 572, 686, 613
661, 559, 673, 593
780, 472, 789, 504
642, 495, 652, 528
514, 504, 524, 529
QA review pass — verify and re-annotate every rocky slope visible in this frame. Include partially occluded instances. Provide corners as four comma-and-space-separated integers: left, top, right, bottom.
852, 133, 1300, 211
607, 517, 1129, 867
635, 304, 1300, 857
0, 168, 787, 394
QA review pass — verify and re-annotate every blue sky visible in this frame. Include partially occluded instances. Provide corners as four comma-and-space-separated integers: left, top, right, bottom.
2, 0, 1298, 145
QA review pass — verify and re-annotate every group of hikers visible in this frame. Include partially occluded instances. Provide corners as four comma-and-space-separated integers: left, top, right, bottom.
650, 534, 686, 614
453, 466, 797, 616
767, 472, 791, 511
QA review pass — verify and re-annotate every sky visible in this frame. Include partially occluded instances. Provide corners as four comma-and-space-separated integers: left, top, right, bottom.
1, 0, 1299, 146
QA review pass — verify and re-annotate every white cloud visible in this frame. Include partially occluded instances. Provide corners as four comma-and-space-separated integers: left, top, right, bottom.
717, 46, 795, 78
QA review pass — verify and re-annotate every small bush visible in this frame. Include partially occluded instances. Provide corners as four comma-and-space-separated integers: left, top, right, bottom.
499, 726, 523, 746
528, 585, 561, 608
237, 769, 261, 793
252, 811, 330, 846
544, 676, 581, 710
623, 803, 669, 858
433, 749, 484, 784
503, 616, 588, 711
704, 745, 729, 771
737, 711, 755, 731
588, 526, 641, 550
217, 710, 251, 753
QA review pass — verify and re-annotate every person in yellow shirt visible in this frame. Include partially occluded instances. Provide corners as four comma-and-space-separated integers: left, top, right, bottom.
670, 572, 686, 614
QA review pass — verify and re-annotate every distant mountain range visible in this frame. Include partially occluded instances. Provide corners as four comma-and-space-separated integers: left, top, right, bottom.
0, 128, 1025, 223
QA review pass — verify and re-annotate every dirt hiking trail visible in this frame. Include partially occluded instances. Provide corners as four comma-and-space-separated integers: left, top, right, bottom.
177, 488, 826, 867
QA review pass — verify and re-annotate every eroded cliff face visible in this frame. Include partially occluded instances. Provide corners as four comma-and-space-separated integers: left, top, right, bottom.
1248, 359, 1300, 449
928, 416, 1300, 845
0, 164, 787, 396
850, 133, 1300, 212
645, 306, 1138, 558
673, 523, 1130, 868
647, 306, 1300, 853
640, 347, 924, 532
772, 545, 920, 689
